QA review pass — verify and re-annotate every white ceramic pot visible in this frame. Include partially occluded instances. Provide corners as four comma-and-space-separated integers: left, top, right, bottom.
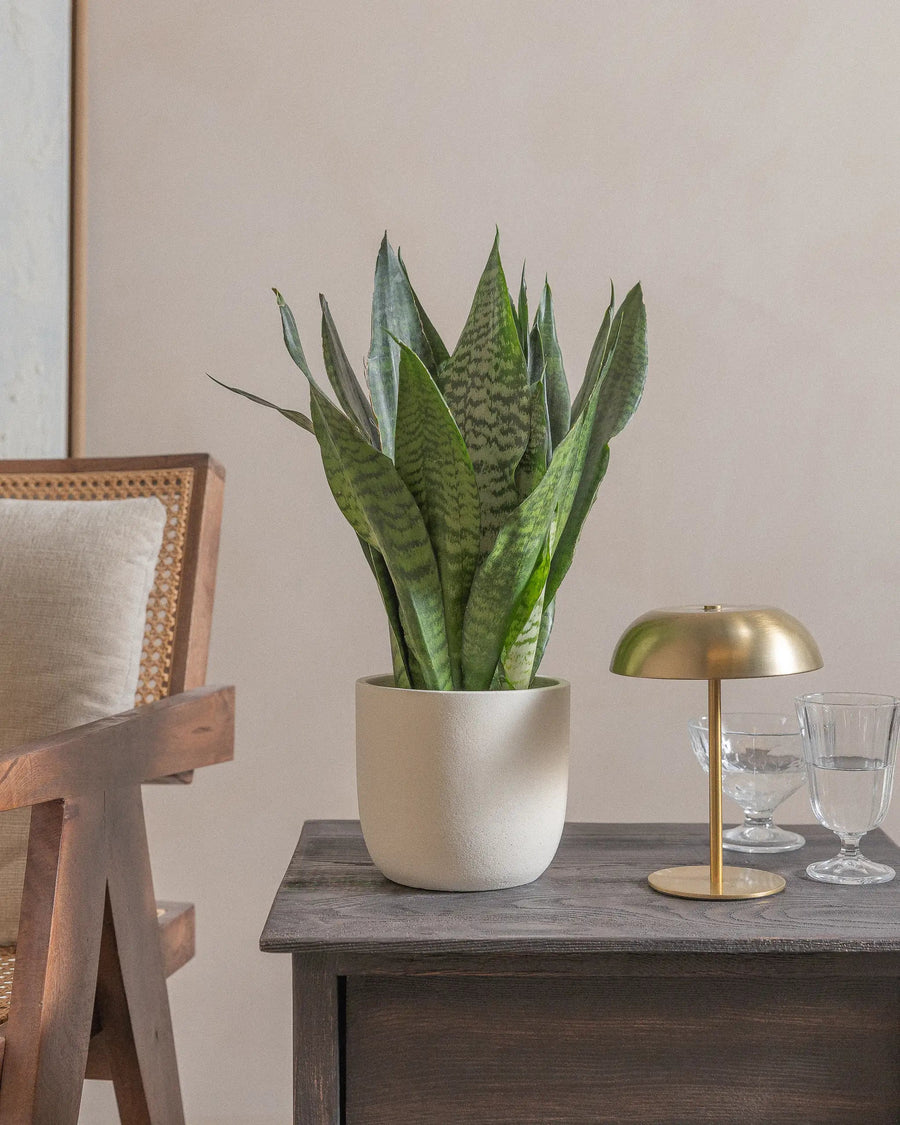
356, 674, 570, 891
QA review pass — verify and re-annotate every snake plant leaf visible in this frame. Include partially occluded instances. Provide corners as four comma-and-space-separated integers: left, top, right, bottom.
206, 375, 315, 435
390, 631, 411, 688
596, 282, 648, 440
442, 234, 530, 559
531, 597, 555, 679
272, 289, 344, 416
398, 249, 450, 372
515, 376, 550, 500
499, 526, 553, 688
544, 284, 645, 602
571, 281, 614, 420
367, 236, 436, 459
545, 442, 610, 606
358, 537, 414, 686
393, 342, 480, 687
273, 290, 317, 385
516, 265, 528, 358
509, 290, 520, 338
320, 296, 379, 445
536, 281, 571, 449
461, 404, 593, 689
309, 386, 453, 690
526, 322, 544, 387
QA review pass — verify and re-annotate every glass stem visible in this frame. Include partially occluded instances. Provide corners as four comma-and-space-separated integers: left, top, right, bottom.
839, 835, 862, 860
743, 813, 775, 830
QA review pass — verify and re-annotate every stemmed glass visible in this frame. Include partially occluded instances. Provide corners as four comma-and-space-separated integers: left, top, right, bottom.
796, 692, 900, 885
689, 714, 807, 852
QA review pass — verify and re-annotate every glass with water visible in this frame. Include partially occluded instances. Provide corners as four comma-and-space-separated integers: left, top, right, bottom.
689, 714, 807, 852
796, 692, 900, 885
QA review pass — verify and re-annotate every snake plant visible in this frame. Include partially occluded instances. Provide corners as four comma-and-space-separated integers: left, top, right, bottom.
214, 233, 647, 690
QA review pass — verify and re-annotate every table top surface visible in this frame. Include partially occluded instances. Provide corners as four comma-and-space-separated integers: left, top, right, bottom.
260, 820, 900, 955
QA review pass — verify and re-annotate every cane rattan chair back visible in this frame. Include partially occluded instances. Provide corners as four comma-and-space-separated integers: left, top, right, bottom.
0, 453, 224, 704
0, 453, 231, 1125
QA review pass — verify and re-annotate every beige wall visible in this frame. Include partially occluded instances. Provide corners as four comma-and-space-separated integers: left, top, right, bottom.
81, 2, 900, 1121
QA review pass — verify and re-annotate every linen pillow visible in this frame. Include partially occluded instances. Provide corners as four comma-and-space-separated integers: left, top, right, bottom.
0, 497, 166, 942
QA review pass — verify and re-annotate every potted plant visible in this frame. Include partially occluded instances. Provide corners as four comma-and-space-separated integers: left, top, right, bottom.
214, 233, 647, 890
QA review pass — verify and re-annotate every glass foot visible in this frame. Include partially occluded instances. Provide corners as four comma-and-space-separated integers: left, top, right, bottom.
722, 824, 805, 853
806, 854, 896, 885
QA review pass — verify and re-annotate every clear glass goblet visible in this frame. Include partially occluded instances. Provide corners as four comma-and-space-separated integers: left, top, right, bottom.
689, 713, 807, 853
796, 692, 900, 885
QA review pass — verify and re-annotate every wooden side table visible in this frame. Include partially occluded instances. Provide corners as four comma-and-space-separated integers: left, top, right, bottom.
260, 821, 900, 1124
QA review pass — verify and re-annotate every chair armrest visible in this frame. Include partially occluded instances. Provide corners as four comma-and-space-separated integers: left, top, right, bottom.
0, 685, 234, 811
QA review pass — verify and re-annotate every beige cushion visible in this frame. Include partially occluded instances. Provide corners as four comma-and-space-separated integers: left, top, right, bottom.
0, 498, 166, 942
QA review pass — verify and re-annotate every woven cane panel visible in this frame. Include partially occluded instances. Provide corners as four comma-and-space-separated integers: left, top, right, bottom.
0, 468, 195, 706
0, 947, 14, 1024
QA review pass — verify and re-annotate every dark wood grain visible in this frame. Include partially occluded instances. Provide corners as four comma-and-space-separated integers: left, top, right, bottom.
264, 821, 900, 1125
346, 972, 900, 1124
292, 954, 341, 1125
261, 820, 900, 955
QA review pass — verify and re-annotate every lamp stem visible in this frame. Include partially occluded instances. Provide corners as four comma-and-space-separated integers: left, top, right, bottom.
708, 677, 723, 895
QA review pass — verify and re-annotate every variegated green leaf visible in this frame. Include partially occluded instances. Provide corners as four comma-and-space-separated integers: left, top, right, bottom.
596, 282, 647, 440
461, 404, 594, 690
390, 630, 411, 687
442, 234, 530, 559
509, 287, 519, 324
571, 282, 614, 420
536, 281, 571, 449
516, 265, 528, 358
394, 343, 480, 687
545, 442, 610, 605
367, 236, 436, 459
320, 296, 379, 445
532, 597, 555, 679
398, 248, 450, 372
309, 386, 453, 690
545, 283, 645, 602
515, 376, 550, 500
499, 526, 553, 688
358, 537, 413, 686
207, 375, 315, 435
526, 322, 544, 387
274, 289, 318, 386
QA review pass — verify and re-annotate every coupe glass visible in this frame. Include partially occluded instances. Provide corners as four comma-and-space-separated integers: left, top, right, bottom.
689, 713, 807, 853
796, 692, 900, 885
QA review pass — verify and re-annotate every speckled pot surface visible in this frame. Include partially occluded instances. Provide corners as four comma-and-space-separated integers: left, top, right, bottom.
356, 675, 570, 891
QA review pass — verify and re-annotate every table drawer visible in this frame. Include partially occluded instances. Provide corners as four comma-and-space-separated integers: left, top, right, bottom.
345, 972, 900, 1124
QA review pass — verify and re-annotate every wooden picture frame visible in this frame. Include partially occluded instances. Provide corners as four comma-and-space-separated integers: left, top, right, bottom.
0, 0, 86, 460
68, 0, 87, 457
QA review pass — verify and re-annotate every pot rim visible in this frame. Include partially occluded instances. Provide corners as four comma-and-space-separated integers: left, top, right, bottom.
357, 673, 570, 695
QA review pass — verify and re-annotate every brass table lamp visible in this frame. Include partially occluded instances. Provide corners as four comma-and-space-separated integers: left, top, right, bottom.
610, 605, 823, 900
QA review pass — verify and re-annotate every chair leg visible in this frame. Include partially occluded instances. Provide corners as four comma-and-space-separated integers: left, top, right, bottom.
0, 798, 107, 1125
96, 787, 185, 1125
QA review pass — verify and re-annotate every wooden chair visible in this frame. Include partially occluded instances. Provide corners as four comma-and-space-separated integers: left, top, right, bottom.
0, 454, 234, 1124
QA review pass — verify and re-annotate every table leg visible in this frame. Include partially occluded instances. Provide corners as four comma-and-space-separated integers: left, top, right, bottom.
292, 953, 341, 1124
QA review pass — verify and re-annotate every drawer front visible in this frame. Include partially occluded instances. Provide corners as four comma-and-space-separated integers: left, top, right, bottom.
345, 973, 900, 1124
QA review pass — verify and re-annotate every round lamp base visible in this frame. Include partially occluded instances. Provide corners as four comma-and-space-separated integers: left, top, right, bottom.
648, 865, 786, 900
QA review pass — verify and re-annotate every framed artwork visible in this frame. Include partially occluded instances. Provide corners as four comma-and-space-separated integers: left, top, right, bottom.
0, 0, 85, 458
